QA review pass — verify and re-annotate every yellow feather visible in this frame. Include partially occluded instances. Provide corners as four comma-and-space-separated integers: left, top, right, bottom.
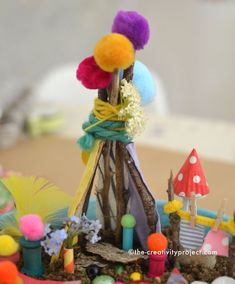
1, 176, 72, 236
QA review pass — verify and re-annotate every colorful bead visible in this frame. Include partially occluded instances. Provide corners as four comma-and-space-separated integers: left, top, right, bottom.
130, 271, 142, 281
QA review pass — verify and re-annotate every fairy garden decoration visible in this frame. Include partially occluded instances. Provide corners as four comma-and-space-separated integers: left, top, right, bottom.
163, 149, 235, 282
0, 10, 235, 284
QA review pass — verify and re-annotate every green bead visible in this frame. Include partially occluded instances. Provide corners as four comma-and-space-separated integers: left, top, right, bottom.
121, 214, 136, 228
92, 275, 115, 284
114, 264, 124, 274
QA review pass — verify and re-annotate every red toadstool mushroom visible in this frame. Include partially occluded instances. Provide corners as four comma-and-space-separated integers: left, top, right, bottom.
173, 148, 210, 210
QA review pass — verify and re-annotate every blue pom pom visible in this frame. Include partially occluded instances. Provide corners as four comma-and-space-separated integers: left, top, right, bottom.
77, 133, 95, 151
132, 60, 156, 106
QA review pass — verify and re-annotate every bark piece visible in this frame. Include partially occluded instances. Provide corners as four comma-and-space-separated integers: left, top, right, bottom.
86, 242, 145, 264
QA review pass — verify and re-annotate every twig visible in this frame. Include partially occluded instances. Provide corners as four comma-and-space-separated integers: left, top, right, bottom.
123, 64, 134, 82
120, 143, 157, 232
115, 141, 125, 245
100, 69, 120, 238
166, 171, 181, 268
190, 192, 196, 227
101, 141, 113, 236
167, 170, 174, 202
212, 198, 227, 231
114, 65, 134, 244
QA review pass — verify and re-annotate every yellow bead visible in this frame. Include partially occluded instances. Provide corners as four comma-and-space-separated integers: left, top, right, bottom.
130, 272, 142, 281
81, 151, 90, 165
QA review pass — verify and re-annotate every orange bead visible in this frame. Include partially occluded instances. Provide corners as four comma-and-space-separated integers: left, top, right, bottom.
147, 233, 168, 252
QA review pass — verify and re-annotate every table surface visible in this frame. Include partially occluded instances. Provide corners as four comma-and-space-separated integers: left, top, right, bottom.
0, 136, 234, 215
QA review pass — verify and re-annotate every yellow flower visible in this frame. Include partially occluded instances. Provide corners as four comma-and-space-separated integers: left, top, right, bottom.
164, 200, 183, 214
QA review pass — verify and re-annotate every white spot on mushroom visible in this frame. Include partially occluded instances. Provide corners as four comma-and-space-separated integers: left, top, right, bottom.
193, 175, 201, 183
196, 193, 202, 198
178, 173, 183, 181
222, 237, 229, 246
189, 156, 197, 164
179, 192, 185, 197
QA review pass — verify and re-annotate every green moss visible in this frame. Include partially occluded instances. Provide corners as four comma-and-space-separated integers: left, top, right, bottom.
114, 264, 124, 274
121, 214, 136, 228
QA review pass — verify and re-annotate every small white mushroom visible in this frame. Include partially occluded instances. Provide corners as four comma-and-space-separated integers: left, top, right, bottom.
191, 277, 235, 284
212, 276, 235, 284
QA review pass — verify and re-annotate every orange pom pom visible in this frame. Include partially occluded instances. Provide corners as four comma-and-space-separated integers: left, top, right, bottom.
147, 233, 168, 252
94, 33, 135, 72
0, 261, 19, 284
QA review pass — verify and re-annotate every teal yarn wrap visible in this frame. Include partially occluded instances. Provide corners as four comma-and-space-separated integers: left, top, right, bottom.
77, 113, 131, 151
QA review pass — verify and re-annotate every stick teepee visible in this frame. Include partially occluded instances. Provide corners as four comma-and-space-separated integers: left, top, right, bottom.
69, 11, 161, 249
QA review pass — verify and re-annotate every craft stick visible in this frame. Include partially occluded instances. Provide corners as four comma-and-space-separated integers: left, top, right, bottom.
190, 192, 196, 227
212, 198, 228, 231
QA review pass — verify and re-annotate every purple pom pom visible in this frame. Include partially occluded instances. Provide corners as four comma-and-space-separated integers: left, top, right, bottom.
112, 10, 150, 50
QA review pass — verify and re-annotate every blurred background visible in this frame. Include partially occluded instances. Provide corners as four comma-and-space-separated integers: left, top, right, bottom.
0, 0, 235, 212
1, 0, 235, 118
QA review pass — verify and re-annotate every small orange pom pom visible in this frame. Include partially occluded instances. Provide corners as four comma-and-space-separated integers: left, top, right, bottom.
147, 233, 168, 252
94, 33, 135, 72
0, 261, 19, 284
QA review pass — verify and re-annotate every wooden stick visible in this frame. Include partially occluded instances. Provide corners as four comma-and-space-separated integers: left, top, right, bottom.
115, 141, 125, 245
120, 143, 157, 232
114, 65, 134, 244
190, 192, 196, 227
101, 141, 112, 234
166, 170, 181, 268
212, 198, 227, 231
123, 64, 134, 82
101, 69, 120, 237
167, 170, 174, 202
109, 69, 119, 105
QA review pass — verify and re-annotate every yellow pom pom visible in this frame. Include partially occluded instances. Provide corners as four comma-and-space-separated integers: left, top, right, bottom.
94, 33, 135, 72
81, 151, 90, 165
164, 199, 183, 214
0, 235, 19, 256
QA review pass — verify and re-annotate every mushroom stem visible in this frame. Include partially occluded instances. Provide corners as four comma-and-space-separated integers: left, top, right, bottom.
182, 197, 190, 211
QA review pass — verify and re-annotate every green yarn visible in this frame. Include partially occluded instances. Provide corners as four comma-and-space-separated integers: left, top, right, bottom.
78, 114, 131, 151
77, 133, 95, 151
121, 214, 136, 228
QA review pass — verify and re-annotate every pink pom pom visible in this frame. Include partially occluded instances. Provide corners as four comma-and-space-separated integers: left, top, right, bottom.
76, 56, 112, 89
19, 214, 45, 241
